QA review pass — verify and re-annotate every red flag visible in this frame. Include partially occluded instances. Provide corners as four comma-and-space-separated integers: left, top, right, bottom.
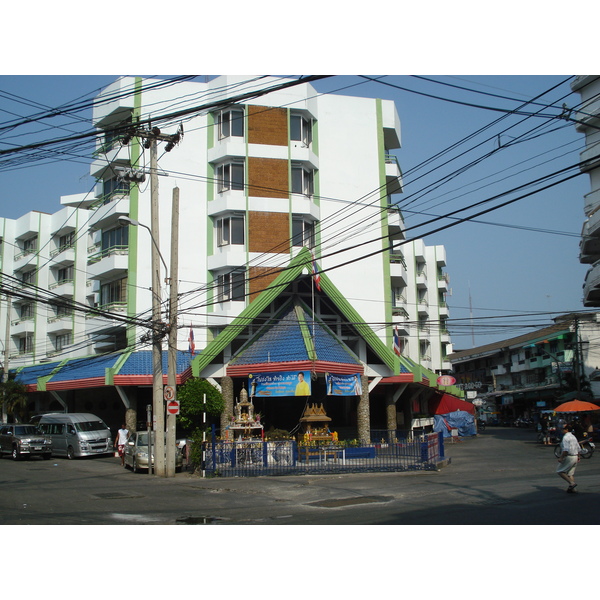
393, 327, 401, 356
311, 251, 321, 292
188, 326, 195, 356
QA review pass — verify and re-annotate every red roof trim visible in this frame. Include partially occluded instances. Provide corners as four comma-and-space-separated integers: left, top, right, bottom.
226, 360, 363, 377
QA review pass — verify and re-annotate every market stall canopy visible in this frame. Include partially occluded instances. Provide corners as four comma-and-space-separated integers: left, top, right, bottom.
553, 399, 600, 413
429, 393, 475, 416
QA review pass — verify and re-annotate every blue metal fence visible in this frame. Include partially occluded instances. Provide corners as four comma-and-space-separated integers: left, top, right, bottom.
201, 431, 444, 478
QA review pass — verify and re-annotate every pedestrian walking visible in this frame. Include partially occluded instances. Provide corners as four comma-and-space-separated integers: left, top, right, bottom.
114, 423, 129, 467
556, 423, 580, 493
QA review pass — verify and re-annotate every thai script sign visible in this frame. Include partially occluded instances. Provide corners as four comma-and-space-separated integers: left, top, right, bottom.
325, 373, 362, 396
249, 371, 311, 397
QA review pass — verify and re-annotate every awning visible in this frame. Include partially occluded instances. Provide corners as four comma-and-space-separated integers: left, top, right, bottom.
429, 393, 475, 416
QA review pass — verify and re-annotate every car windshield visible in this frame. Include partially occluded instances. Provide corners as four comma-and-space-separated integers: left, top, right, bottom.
15, 425, 41, 435
73, 420, 108, 432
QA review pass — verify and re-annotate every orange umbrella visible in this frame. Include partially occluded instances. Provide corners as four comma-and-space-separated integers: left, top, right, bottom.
553, 399, 600, 413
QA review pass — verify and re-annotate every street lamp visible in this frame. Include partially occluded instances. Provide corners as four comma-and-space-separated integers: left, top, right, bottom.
118, 212, 167, 476
118, 216, 169, 283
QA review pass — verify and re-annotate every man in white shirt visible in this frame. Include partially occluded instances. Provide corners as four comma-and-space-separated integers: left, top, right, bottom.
556, 423, 580, 493
114, 423, 129, 467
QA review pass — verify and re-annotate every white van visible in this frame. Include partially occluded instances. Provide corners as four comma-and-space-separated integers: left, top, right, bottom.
31, 413, 113, 459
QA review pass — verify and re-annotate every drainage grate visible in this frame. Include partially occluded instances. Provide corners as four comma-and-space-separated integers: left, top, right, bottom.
93, 492, 144, 500
307, 495, 393, 508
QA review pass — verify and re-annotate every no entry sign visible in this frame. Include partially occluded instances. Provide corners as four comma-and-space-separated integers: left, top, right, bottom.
167, 400, 180, 415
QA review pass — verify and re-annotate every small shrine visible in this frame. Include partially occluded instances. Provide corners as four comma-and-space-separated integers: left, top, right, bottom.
227, 386, 264, 441
299, 403, 338, 444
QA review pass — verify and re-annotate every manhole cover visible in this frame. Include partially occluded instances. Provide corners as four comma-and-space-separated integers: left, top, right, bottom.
307, 495, 393, 508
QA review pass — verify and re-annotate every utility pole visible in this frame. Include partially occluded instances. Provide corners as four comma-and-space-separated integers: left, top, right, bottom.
121, 124, 182, 477
166, 187, 179, 477
149, 136, 166, 476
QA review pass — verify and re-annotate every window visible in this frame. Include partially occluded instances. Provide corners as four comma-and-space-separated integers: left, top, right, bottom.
290, 114, 312, 146
291, 164, 314, 197
23, 236, 38, 254
55, 333, 72, 352
58, 232, 74, 250
292, 217, 315, 248
21, 270, 36, 286
217, 107, 244, 139
101, 226, 129, 252
56, 266, 74, 283
216, 215, 245, 247
19, 334, 34, 354
216, 161, 244, 193
20, 303, 34, 320
103, 177, 130, 203
217, 270, 246, 302
100, 277, 127, 307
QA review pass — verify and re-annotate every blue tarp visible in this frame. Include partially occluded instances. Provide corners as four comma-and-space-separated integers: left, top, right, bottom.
433, 410, 476, 437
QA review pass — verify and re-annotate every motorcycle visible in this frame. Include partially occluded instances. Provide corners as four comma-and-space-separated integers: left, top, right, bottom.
553, 436, 595, 459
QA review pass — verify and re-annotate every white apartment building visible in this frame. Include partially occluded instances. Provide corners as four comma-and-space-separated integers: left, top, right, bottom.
572, 76, 600, 305
1, 76, 457, 432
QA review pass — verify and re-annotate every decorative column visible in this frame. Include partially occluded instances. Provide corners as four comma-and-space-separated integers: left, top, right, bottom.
221, 376, 234, 436
385, 390, 397, 442
357, 374, 370, 445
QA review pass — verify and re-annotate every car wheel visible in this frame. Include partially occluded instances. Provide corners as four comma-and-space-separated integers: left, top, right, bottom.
12, 447, 21, 461
132, 457, 138, 473
67, 446, 75, 460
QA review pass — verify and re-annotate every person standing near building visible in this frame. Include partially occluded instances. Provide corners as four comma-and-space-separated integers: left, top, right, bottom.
556, 423, 581, 493
114, 423, 129, 467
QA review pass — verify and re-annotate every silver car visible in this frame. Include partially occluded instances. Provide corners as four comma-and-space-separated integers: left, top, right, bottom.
123, 431, 183, 473
0, 424, 52, 461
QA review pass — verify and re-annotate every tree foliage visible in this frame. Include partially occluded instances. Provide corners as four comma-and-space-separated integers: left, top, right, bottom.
1, 376, 29, 422
178, 378, 224, 432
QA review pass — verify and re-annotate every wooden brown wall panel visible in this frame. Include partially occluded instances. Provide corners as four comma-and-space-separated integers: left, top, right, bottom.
249, 266, 283, 302
247, 157, 288, 198
247, 105, 288, 146
248, 211, 290, 253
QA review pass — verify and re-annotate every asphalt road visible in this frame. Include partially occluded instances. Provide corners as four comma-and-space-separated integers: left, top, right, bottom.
2, 426, 599, 525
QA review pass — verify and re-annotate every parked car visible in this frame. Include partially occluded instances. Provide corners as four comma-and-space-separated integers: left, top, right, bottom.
0, 424, 52, 461
31, 413, 112, 459
124, 431, 183, 473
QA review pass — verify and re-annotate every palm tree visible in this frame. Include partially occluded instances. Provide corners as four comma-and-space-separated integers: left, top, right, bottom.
1, 376, 28, 423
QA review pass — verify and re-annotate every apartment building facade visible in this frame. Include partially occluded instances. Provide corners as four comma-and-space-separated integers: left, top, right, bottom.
1, 76, 457, 432
572, 76, 600, 305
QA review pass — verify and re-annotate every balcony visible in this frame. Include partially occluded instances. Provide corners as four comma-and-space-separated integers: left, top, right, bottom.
417, 299, 429, 315
385, 154, 403, 195
579, 144, 600, 173
10, 317, 35, 336
47, 314, 73, 335
49, 278, 75, 297
88, 195, 130, 230
438, 273, 449, 291
49, 245, 75, 267
584, 188, 600, 216
90, 142, 131, 179
416, 269, 428, 288
583, 260, 600, 306
87, 246, 129, 281
13, 249, 38, 271
390, 256, 407, 285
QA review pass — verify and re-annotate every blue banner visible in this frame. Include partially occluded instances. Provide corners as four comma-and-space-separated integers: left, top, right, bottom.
325, 373, 362, 396
249, 371, 312, 397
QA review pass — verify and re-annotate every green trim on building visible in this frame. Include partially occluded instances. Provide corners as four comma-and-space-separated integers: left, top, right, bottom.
125, 77, 143, 347
36, 359, 69, 392
295, 304, 317, 361
376, 99, 394, 353
191, 248, 409, 377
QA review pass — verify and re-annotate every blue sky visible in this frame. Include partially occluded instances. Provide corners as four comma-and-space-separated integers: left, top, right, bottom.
0, 74, 591, 350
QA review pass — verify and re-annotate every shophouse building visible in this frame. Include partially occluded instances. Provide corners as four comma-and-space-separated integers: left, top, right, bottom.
1, 76, 459, 436
448, 313, 600, 421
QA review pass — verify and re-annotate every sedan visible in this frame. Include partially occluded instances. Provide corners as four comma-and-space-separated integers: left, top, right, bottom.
123, 431, 183, 473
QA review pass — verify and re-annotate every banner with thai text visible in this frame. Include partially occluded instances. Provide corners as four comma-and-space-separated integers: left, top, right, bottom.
325, 373, 362, 396
248, 371, 311, 397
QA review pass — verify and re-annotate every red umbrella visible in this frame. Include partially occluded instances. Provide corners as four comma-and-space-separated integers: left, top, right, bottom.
553, 399, 600, 413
